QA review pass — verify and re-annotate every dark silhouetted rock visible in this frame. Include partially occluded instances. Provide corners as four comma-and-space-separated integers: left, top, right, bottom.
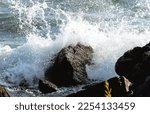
133, 76, 150, 97
0, 86, 10, 97
67, 76, 133, 97
45, 43, 93, 87
115, 42, 150, 96
39, 80, 58, 94
115, 42, 150, 85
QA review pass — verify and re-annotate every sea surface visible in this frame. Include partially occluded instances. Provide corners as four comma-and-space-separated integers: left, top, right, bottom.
0, 0, 150, 96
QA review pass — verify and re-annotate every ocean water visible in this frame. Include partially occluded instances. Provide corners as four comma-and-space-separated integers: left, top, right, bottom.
0, 0, 150, 96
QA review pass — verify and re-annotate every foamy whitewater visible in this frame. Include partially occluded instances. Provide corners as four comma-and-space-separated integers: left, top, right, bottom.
0, 0, 150, 96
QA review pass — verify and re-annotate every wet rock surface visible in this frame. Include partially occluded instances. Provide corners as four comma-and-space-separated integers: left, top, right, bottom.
45, 43, 93, 87
0, 86, 10, 97
39, 80, 58, 94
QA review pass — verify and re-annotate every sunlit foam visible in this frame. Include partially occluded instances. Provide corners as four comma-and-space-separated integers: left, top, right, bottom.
0, 0, 149, 86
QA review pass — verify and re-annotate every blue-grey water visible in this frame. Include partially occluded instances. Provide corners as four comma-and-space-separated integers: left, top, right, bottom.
0, 0, 150, 96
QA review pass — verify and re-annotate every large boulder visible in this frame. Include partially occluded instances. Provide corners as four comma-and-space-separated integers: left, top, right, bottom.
67, 76, 133, 97
115, 42, 150, 96
45, 43, 93, 87
115, 42, 150, 85
38, 80, 58, 94
0, 86, 10, 97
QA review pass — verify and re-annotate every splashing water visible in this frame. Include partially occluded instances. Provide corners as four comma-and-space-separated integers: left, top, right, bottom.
0, 0, 150, 88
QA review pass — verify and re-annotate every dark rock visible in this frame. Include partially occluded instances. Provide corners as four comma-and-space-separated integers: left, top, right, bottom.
115, 42, 150, 85
115, 47, 144, 77
39, 80, 58, 94
45, 43, 93, 87
0, 86, 10, 97
133, 76, 150, 97
67, 76, 133, 97
115, 42, 150, 96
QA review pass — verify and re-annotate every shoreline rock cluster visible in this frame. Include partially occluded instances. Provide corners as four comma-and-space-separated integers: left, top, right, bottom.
1, 42, 150, 97
39, 42, 150, 97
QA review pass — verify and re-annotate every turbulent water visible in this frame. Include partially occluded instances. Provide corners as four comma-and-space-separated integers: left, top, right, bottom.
0, 0, 150, 96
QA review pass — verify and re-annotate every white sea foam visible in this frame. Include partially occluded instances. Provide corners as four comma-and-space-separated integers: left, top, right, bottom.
0, 0, 150, 86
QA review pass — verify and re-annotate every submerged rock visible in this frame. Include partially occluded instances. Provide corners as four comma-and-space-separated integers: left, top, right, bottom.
0, 86, 10, 97
45, 43, 93, 87
67, 76, 133, 97
39, 80, 58, 94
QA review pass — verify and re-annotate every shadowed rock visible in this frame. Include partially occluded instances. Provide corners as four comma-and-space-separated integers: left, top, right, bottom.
45, 43, 93, 87
67, 76, 133, 97
133, 76, 150, 97
115, 42, 150, 96
39, 80, 58, 94
115, 43, 150, 85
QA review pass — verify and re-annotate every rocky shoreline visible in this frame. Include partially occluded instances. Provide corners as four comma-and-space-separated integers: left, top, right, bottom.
1, 42, 150, 97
